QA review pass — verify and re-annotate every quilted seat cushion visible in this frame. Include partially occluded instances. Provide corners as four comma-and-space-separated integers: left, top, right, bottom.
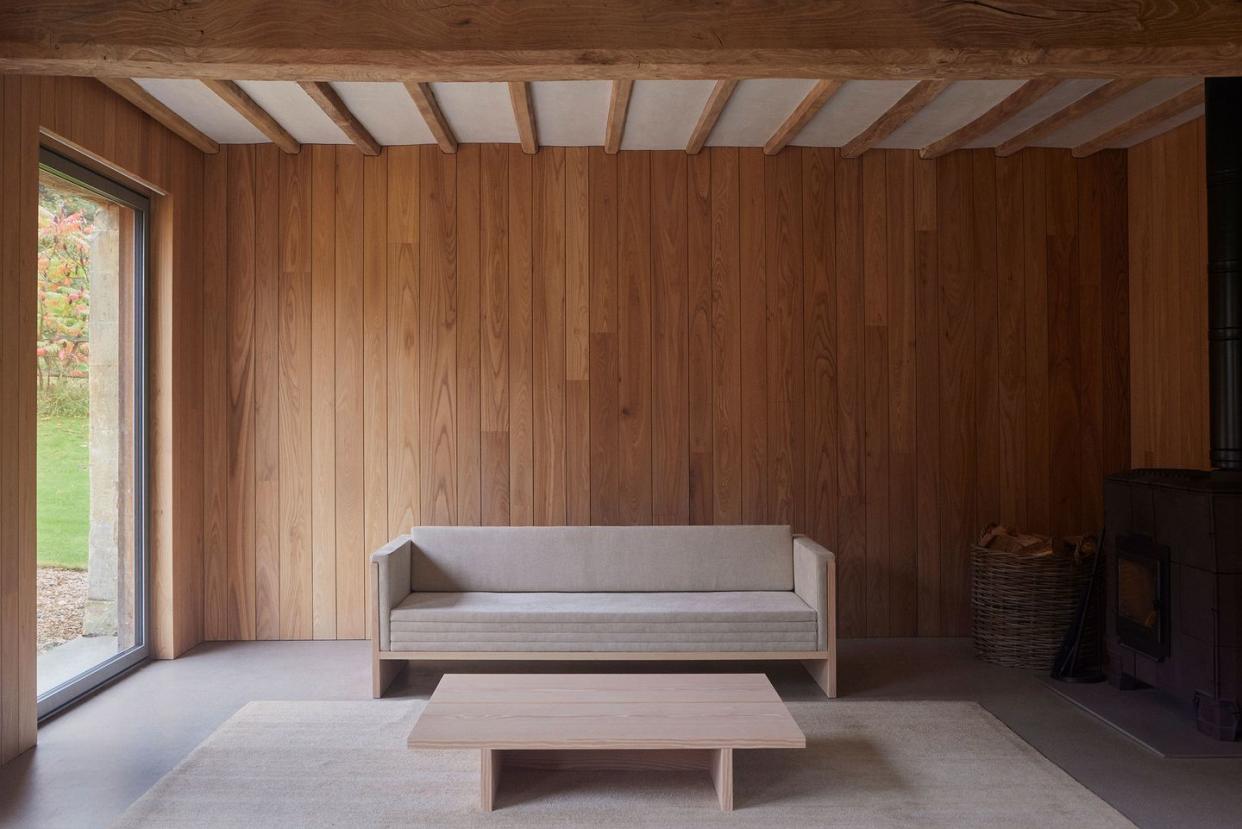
387, 591, 818, 652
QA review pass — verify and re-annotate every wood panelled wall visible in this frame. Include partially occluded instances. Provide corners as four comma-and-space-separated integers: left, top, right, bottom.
1128, 118, 1210, 470
1, 76, 204, 763
202, 142, 1130, 643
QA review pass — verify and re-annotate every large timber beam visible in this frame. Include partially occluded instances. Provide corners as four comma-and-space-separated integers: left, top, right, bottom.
2, 1, 1241, 81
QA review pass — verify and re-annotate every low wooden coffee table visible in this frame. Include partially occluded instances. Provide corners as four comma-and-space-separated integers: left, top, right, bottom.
407, 673, 805, 811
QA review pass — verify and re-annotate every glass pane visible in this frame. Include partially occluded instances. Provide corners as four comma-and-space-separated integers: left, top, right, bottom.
1117, 558, 1158, 631
36, 169, 138, 698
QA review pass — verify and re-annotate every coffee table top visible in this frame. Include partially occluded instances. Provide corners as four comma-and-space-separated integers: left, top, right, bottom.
407, 673, 806, 751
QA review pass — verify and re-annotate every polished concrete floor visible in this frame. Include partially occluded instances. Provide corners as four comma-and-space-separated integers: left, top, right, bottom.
1, 638, 1239, 828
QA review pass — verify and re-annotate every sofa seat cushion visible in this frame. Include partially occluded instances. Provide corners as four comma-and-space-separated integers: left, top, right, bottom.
388, 591, 818, 652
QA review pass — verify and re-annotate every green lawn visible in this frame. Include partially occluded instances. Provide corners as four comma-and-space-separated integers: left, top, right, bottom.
37, 415, 89, 570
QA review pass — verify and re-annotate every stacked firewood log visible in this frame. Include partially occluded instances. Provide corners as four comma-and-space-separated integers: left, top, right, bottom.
976, 524, 1097, 563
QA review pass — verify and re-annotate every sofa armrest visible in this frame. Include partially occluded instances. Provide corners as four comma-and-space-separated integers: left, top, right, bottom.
793, 535, 836, 652
371, 535, 413, 652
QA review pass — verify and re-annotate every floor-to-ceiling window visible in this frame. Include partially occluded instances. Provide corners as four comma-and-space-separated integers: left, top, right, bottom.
35, 149, 148, 717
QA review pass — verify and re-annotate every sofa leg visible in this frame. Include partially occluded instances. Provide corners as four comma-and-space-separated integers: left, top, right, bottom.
802, 657, 837, 698
373, 658, 405, 699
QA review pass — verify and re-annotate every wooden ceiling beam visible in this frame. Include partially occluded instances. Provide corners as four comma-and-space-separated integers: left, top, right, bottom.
6, 2, 1242, 81
1072, 83, 1204, 157
604, 79, 634, 155
686, 80, 737, 154
919, 78, 1060, 160
403, 82, 458, 153
97, 78, 219, 154
203, 79, 300, 154
299, 81, 380, 155
994, 78, 1146, 157
764, 80, 843, 156
509, 81, 538, 154
841, 79, 950, 158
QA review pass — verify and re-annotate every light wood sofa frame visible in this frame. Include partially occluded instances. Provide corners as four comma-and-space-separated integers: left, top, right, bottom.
370, 539, 837, 700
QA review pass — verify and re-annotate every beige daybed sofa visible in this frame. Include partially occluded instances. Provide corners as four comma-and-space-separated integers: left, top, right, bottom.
370, 525, 837, 697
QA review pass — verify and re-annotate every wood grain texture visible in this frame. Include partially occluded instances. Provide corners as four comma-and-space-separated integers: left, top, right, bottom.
97, 78, 219, 154
403, 82, 458, 154
299, 81, 380, 156
202, 150, 229, 641
604, 80, 634, 155
996, 79, 1147, 157
10, 2, 1242, 80
334, 147, 366, 638
764, 80, 842, 156
1073, 83, 1204, 157
842, 80, 950, 159
686, 81, 737, 155
651, 151, 689, 524
509, 82, 538, 154
253, 145, 280, 640
226, 145, 257, 641
1127, 118, 1208, 469
919, 78, 1059, 160
203, 80, 300, 154
202, 142, 1139, 641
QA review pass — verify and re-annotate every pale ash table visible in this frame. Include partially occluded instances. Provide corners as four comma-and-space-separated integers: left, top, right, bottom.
407, 673, 806, 811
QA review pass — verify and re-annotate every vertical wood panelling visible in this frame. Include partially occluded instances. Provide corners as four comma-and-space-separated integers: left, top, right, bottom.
886, 151, 917, 637
651, 151, 690, 525
202, 150, 229, 641
588, 148, 620, 524
200, 143, 1141, 642
386, 146, 420, 536
362, 151, 388, 639
456, 145, 482, 525
564, 148, 592, 526
738, 149, 768, 524
508, 146, 534, 525
710, 148, 742, 525
1128, 119, 1207, 469
835, 151, 867, 638
253, 145, 280, 640
861, 151, 890, 637
802, 148, 837, 550
278, 149, 312, 639
618, 151, 653, 524
333, 147, 365, 639
419, 146, 458, 525
686, 152, 714, 525
309, 145, 336, 639
480, 144, 510, 525
225, 145, 256, 641
532, 148, 567, 525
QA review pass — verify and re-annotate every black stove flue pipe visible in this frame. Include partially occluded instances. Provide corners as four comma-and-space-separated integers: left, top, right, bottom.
1207, 78, 1242, 471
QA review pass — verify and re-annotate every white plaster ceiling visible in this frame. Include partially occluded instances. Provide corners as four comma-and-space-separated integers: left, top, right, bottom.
134, 77, 1203, 153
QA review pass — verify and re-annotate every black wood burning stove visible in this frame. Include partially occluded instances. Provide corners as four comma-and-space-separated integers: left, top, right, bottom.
1100, 78, 1242, 742
1114, 533, 1171, 660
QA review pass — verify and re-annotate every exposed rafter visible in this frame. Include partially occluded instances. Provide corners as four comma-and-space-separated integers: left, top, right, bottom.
508, 81, 538, 154
764, 80, 843, 156
403, 82, 458, 153
1073, 83, 1204, 157
841, 80, 950, 158
919, 78, 1059, 159
604, 79, 634, 155
299, 81, 380, 155
995, 78, 1146, 157
203, 79, 300, 154
6, 2, 1242, 80
97, 78, 219, 154
686, 80, 737, 154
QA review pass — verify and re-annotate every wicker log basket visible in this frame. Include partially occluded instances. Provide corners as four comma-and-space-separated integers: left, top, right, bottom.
970, 525, 1099, 670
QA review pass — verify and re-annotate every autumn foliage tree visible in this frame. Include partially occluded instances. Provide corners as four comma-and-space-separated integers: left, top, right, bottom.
37, 183, 97, 393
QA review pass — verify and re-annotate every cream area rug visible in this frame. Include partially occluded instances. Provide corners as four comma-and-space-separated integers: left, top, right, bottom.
114, 699, 1133, 828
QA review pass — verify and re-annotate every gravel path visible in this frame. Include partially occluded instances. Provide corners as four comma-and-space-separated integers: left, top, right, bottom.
38, 566, 87, 653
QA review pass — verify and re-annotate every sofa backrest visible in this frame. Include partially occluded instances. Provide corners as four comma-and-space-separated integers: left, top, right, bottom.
408, 525, 793, 592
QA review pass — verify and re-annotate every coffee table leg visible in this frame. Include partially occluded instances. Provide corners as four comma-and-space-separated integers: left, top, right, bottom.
710, 748, 733, 811
480, 749, 502, 811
